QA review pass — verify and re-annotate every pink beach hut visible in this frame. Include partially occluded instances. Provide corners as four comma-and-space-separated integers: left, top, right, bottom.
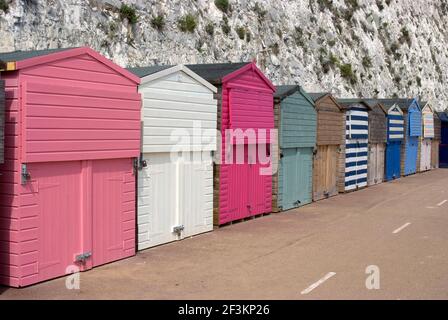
187, 62, 275, 225
0, 47, 141, 287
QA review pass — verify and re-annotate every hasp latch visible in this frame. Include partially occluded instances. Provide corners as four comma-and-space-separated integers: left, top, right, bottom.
172, 225, 185, 235
75, 252, 92, 263
21, 164, 31, 185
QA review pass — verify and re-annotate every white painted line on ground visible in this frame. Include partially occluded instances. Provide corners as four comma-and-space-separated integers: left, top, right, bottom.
437, 200, 447, 207
300, 272, 336, 295
393, 222, 411, 234
426, 206, 436, 209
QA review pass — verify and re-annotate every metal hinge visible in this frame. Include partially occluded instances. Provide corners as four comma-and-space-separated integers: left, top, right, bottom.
172, 225, 185, 235
294, 200, 302, 206
75, 251, 92, 263
134, 155, 147, 171
21, 164, 31, 185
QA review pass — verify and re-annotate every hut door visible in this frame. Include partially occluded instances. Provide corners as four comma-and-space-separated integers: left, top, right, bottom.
385, 141, 401, 181
368, 144, 385, 185
137, 153, 178, 249
180, 151, 212, 238
281, 148, 299, 210
92, 158, 134, 267
29, 161, 84, 283
420, 139, 431, 171
405, 137, 418, 175
313, 145, 338, 200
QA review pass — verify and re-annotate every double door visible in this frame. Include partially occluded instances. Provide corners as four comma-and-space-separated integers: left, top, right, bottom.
368, 143, 385, 185
28, 158, 134, 284
137, 151, 213, 249
313, 145, 338, 201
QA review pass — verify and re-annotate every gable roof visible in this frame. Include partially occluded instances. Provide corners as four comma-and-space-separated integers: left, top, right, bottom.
0, 47, 140, 84
185, 62, 250, 84
274, 85, 300, 100
127, 64, 217, 93
387, 104, 404, 115
0, 48, 73, 66
274, 85, 315, 106
127, 65, 173, 78
336, 98, 372, 111
438, 111, 448, 123
308, 92, 343, 111
374, 98, 419, 112
420, 101, 434, 113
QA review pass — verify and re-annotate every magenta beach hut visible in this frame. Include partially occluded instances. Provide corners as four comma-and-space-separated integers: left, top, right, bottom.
0, 47, 141, 287
187, 62, 275, 225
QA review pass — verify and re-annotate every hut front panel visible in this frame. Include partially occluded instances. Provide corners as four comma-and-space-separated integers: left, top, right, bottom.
0, 79, 4, 164
403, 105, 421, 175
368, 107, 387, 144
313, 144, 338, 200
140, 70, 217, 153
344, 106, 369, 191
315, 96, 343, 146
20, 54, 141, 163
422, 111, 435, 138
277, 91, 316, 209
385, 106, 404, 181
137, 151, 213, 249
218, 67, 273, 224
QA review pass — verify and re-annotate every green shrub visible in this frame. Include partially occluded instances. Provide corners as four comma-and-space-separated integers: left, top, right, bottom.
400, 27, 412, 46
215, 0, 230, 13
119, 4, 138, 25
416, 76, 422, 87
221, 17, 231, 35
339, 63, 357, 83
362, 55, 372, 68
205, 23, 215, 36
0, 0, 9, 13
151, 15, 165, 30
246, 31, 252, 42
178, 14, 197, 33
236, 26, 246, 39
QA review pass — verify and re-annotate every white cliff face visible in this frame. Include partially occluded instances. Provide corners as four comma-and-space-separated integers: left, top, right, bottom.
0, 0, 447, 110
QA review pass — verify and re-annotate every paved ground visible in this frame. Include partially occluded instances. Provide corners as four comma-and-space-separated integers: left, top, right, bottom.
1, 169, 448, 300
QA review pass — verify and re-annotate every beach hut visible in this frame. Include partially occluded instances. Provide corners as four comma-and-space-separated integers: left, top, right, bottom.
272, 86, 316, 211
127, 65, 217, 249
0, 47, 141, 287
384, 103, 405, 181
381, 99, 422, 176
0, 79, 4, 164
418, 102, 434, 172
186, 63, 275, 225
337, 99, 371, 192
309, 92, 343, 201
431, 111, 441, 169
439, 111, 448, 168
366, 100, 387, 186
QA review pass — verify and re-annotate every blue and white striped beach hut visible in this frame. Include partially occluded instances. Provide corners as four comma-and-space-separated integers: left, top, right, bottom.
337, 99, 372, 192
385, 104, 404, 180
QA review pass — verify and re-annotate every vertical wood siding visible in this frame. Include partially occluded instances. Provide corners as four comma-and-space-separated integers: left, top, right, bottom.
139, 70, 217, 153
21, 54, 141, 163
385, 106, 404, 181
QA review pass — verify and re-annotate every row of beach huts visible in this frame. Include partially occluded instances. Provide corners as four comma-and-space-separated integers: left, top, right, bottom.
0, 47, 447, 287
